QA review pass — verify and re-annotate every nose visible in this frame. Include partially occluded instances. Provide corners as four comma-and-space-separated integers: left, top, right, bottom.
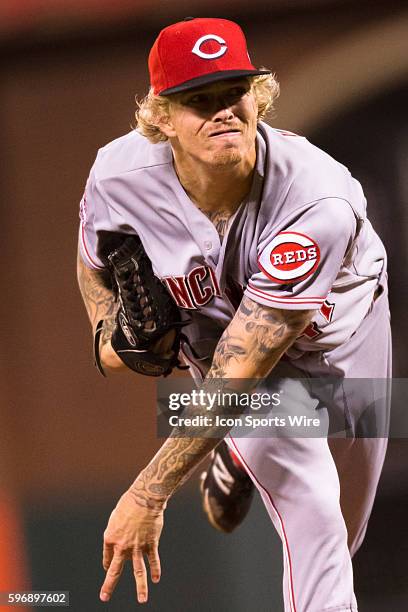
213, 103, 234, 122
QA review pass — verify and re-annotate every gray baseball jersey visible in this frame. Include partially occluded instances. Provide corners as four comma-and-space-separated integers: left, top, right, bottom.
79, 122, 386, 372
79, 123, 390, 612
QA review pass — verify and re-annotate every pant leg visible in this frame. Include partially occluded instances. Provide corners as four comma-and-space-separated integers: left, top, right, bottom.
227, 434, 357, 612
226, 293, 391, 610
226, 358, 357, 612
323, 292, 392, 556
328, 437, 388, 556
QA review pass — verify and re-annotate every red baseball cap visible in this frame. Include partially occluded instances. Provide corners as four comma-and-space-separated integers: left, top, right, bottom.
149, 17, 270, 95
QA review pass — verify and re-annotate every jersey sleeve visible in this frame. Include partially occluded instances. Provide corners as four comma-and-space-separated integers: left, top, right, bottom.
245, 198, 357, 310
78, 164, 110, 270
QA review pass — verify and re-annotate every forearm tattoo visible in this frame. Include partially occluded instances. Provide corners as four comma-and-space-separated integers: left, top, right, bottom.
77, 251, 118, 348
131, 296, 313, 506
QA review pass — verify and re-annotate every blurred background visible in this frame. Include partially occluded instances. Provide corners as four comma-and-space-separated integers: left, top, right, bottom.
1, 0, 408, 610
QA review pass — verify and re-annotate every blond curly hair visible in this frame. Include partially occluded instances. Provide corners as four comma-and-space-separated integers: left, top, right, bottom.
135, 73, 280, 144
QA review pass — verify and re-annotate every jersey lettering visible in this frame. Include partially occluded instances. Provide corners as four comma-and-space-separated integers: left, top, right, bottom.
208, 266, 222, 297
271, 247, 315, 267
298, 299, 336, 340
320, 300, 335, 323
162, 276, 195, 309
188, 266, 213, 307
299, 321, 321, 340
163, 265, 220, 310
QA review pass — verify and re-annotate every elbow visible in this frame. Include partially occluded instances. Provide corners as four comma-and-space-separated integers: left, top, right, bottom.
285, 309, 316, 334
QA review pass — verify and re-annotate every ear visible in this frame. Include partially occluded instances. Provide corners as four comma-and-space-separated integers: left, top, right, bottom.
156, 114, 177, 139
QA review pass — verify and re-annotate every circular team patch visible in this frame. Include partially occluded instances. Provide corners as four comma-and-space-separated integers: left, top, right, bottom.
258, 231, 320, 284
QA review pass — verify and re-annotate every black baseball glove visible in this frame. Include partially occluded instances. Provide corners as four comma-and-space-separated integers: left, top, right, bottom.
94, 234, 188, 377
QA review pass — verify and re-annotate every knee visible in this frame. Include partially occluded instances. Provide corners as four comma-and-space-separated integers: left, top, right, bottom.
302, 485, 348, 544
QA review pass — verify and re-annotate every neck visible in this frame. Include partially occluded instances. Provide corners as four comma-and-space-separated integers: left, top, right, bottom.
172, 145, 256, 213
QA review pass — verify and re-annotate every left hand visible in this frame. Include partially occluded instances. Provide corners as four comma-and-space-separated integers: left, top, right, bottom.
100, 487, 165, 604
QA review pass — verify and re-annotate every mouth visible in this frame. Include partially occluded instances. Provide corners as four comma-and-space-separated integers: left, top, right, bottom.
209, 129, 241, 138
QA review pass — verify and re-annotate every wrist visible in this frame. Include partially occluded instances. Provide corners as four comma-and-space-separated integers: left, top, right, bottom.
130, 473, 169, 511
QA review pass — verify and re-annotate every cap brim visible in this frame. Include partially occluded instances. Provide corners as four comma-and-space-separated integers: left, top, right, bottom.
158, 69, 271, 96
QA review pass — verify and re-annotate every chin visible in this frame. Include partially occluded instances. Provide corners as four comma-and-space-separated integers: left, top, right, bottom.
207, 149, 242, 167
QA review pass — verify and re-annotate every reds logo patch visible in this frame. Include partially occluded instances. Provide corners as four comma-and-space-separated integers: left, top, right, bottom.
258, 231, 320, 284
192, 34, 227, 59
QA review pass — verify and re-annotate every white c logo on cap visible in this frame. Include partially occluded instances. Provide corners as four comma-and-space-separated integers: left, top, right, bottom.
192, 34, 227, 60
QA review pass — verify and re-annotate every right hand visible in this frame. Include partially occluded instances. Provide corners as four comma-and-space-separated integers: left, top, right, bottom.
100, 485, 166, 604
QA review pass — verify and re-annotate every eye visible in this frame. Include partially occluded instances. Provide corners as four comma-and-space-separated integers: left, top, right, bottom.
227, 86, 248, 98
183, 93, 211, 106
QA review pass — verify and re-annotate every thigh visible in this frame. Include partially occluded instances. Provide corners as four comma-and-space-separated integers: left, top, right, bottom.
304, 293, 392, 554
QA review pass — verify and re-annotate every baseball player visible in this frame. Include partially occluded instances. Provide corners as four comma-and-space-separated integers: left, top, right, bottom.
77, 17, 391, 611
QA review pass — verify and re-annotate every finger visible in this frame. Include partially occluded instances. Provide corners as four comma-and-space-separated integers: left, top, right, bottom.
147, 547, 161, 583
102, 542, 114, 571
100, 552, 125, 602
132, 551, 148, 604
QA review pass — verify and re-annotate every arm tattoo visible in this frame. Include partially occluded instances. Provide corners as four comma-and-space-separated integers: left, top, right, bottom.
131, 296, 314, 506
233, 296, 309, 361
207, 297, 311, 378
132, 437, 214, 506
77, 250, 117, 349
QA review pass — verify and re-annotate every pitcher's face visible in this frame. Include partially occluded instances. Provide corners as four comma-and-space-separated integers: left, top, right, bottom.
162, 78, 258, 168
